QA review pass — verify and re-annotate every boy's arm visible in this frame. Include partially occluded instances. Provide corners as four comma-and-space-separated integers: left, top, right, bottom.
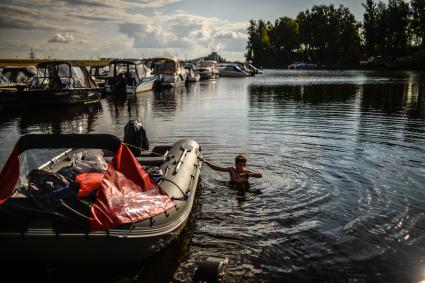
247, 171, 262, 178
200, 159, 230, 172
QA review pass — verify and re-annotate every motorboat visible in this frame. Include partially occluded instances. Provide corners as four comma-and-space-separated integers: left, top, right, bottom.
198, 60, 219, 80
247, 63, 263, 74
104, 60, 155, 96
0, 132, 202, 263
233, 62, 255, 76
219, 64, 249, 77
0, 61, 101, 105
2, 66, 36, 84
288, 62, 318, 70
88, 65, 109, 87
0, 74, 25, 91
185, 65, 200, 82
147, 57, 187, 88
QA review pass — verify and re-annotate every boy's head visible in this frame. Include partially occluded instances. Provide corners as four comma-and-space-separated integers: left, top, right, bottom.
235, 155, 247, 166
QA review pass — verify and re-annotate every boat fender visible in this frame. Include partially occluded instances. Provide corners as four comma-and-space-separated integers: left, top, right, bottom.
193, 257, 229, 283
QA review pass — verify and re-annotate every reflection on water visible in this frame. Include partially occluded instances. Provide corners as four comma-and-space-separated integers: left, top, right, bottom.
1, 70, 425, 282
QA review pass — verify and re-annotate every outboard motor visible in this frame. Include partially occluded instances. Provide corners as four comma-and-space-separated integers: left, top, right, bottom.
193, 257, 229, 283
124, 119, 149, 157
112, 72, 127, 96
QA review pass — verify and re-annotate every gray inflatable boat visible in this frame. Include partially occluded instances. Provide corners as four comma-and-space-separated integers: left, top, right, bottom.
0, 134, 202, 263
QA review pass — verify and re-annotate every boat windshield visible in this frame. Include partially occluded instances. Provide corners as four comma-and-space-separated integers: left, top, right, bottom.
0, 74, 10, 84
109, 63, 139, 80
155, 61, 176, 74
33, 63, 95, 89
136, 64, 146, 77
71, 66, 87, 87
90, 66, 109, 77
200, 61, 216, 68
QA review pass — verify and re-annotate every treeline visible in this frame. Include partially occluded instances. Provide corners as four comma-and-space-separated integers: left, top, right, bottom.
246, 0, 425, 68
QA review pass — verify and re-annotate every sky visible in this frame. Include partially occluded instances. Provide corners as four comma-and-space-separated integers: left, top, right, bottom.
0, 0, 365, 61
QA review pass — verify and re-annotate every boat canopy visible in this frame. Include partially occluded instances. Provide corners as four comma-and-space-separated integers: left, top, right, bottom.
35, 61, 97, 89
0, 134, 175, 232
200, 61, 217, 68
0, 74, 10, 84
146, 57, 180, 75
108, 60, 150, 80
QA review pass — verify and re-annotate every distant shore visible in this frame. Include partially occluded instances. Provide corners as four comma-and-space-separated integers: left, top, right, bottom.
0, 59, 109, 67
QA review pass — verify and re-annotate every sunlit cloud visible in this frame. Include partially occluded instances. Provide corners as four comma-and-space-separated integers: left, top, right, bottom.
0, 0, 248, 60
48, 33, 74, 43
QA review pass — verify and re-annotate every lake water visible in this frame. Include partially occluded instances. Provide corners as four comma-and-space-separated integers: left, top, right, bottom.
1, 70, 425, 282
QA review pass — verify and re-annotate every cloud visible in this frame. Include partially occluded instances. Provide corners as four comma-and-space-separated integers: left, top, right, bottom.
214, 30, 248, 40
57, 0, 112, 7
0, 1, 248, 61
48, 32, 74, 43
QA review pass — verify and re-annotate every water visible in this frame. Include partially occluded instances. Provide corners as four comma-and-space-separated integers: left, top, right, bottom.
1, 70, 425, 282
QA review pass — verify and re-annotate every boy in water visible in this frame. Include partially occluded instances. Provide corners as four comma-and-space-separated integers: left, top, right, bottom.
200, 155, 262, 185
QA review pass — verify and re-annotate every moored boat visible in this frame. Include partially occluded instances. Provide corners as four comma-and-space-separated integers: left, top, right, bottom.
104, 60, 155, 96
219, 64, 249, 77
185, 65, 201, 82
0, 133, 202, 263
147, 57, 187, 88
88, 65, 109, 88
0, 61, 101, 105
199, 60, 219, 80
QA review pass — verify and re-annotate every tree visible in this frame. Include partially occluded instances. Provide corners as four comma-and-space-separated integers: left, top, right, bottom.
246, 20, 274, 67
269, 17, 300, 66
296, 5, 361, 66
362, 0, 380, 56
385, 0, 411, 57
411, 0, 425, 48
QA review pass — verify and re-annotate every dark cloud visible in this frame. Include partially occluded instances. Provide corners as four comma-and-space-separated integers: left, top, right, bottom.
58, 0, 112, 8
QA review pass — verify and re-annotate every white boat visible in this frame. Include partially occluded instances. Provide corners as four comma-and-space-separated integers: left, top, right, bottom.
288, 62, 318, 70
185, 66, 200, 82
147, 57, 187, 88
199, 60, 219, 80
219, 64, 249, 77
104, 60, 155, 95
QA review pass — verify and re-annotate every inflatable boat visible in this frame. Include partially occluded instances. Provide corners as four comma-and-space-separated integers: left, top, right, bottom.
0, 133, 202, 263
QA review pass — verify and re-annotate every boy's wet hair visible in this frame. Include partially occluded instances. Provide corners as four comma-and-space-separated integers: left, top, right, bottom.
235, 154, 247, 165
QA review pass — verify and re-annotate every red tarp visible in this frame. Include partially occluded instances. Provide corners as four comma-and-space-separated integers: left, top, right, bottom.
0, 142, 176, 231
89, 143, 176, 231
0, 145, 20, 205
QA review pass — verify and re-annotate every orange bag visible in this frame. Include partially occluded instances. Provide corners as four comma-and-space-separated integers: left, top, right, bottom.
75, 173, 105, 197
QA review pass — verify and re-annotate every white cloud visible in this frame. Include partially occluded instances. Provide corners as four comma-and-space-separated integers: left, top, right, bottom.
214, 30, 248, 40
48, 32, 74, 43
0, 0, 248, 61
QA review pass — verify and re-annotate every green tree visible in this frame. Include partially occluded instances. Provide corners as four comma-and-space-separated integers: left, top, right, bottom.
246, 20, 274, 67
411, 0, 425, 48
269, 17, 300, 66
362, 0, 380, 56
296, 5, 361, 66
385, 0, 411, 57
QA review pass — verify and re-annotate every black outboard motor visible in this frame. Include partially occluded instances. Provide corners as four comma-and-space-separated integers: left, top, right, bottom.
124, 119, 149, 157
111, 72, 127, 96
